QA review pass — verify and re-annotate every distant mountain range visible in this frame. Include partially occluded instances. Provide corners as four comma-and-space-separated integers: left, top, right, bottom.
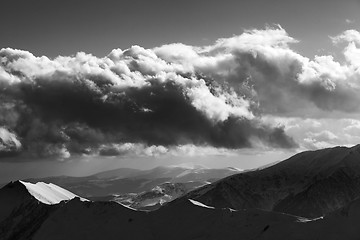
106, 181, 209, 211
23, 165, 241, 209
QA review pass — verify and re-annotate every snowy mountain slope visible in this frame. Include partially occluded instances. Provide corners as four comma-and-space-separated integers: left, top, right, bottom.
0, 181, 86, 240
0, 181, 298, 240
19, 181, 87, 205
0, 180, 86, 223
178, 145, 360, 217
2, 179, 360, 239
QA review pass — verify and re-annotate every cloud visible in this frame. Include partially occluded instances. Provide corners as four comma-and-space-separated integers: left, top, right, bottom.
0, 127, 21, 157
263, 116, 360, 151
332, 29, 360, 45
98, 143, 169, 157
303, 130, 339, 150
97, 143, 240, 158
154, 27, 360, 117
2, 26, 360, 159
0, 36, 298, 160
216, 28, 360, 116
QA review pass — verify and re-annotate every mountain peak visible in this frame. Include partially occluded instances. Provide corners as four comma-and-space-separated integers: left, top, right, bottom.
269, 144, 360, 176
0, 180, 87, 205
168, 163, 208, 170
350, 144, 360, 151
18, 180, 88, 205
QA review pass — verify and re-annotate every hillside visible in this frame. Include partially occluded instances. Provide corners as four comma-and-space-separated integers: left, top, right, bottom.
179, 145, 360, 217
2, 181, 360, 240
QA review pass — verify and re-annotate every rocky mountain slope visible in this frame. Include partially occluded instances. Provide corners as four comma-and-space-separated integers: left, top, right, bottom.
178, 145, 360, 217
2, 180, 360, 240
3, 145, 360, 239
0, 181, 85, 240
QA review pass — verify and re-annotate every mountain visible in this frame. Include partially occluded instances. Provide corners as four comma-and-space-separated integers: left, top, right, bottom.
0, 181, 85, 221
97, 165, 242, 183
4, 145, 360, 239
23, 165, 241, 199
0, 181, 303, 240
257, 197, 360, 239
103, 181, 210, 210
27, 175, 172, 198
19, 181, 87, 204
0, 180, 86, 240
2, 181, 360, 240
31, 197, 300, 240
91, 168, 142, 179
177, 145, 360, 218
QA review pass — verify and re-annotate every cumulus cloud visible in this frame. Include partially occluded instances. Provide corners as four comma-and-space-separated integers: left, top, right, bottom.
97, 142, 239, 158
157, 27, 360, 117
2, 26, 360, 159
0, 127, 21, 157
98, 143, 168, 157
263, 116, 360, 151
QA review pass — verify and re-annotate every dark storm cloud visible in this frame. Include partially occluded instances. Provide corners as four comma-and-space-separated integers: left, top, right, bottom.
4, 26, 360, 159
0, 61, 295, 160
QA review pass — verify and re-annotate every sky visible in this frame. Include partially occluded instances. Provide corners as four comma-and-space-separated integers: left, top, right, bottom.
0, 0, 360, 183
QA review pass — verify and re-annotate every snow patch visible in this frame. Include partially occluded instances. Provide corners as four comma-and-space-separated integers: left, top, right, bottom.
117, 202, 138, 211
188, 199, 215, 209
19, 180, 88, 205
297, 216, 324, 223
226, 167, 243, 171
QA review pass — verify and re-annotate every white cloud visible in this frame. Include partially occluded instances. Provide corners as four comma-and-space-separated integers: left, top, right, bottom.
97, 143, 237, 158
263, 116, 360, 151
2, 26, 360, 159
0, 127, 22, 153
332, 29, 360, 45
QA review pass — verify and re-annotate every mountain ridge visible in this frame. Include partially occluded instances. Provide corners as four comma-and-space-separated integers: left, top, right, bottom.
3, 186, 360, 240
176, 145, 360, 217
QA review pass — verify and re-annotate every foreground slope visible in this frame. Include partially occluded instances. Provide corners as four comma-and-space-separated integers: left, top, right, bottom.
179, 145, 360, 217
33, 197, 299, 240
258, 197, 360, 240
2, 180, 360, 239
0, 181, 84, 221
0, 181, 85, 240
0, 181, 35, 223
